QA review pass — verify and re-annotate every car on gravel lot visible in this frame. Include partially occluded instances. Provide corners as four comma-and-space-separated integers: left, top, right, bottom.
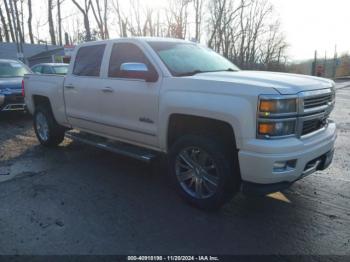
0, 59, 31, 112
23, 37, 337, 210
31, 63, 69, 75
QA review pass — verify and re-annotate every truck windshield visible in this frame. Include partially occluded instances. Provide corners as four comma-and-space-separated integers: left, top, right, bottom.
147, 41, 239, 77
0, 62, 30, 78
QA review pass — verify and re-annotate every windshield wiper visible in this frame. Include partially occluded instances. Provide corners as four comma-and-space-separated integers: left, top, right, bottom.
176, 68, 238, 77
176, 70, 207, 77
215, 68, 238, 72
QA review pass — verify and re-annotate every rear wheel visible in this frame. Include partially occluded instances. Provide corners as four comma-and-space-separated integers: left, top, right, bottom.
33, 105, 65, 147
169, 135, 240, 210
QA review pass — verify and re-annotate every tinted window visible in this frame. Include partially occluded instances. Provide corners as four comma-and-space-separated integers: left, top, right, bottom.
0, 61, 30, 78
32, 66, 42, 73
42, 66, 53, 74
73, 44, 106, 76
108, 43, 156, 78
52, 65, 68, 75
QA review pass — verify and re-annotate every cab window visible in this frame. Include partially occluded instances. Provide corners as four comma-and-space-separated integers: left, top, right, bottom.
108, 43, 156, 79
73, 44, 106, 77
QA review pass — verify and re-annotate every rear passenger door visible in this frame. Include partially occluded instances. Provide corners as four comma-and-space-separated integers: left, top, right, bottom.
64, 44, 108, 132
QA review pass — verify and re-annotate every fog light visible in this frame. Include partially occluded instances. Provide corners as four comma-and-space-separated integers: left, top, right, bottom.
273, 160, 297, 172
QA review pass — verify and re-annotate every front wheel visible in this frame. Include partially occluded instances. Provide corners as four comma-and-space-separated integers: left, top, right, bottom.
33, 105, 65, 147
168, 135, 240, 210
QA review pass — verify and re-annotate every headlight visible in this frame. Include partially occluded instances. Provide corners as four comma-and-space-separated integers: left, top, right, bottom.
257, 95, 298, 139
259, 98, 297, 115
258, 120, 296, 138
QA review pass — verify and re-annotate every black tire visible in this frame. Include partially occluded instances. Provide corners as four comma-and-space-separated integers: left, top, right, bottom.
33, 105, 65, 147
168, 135, 240, 210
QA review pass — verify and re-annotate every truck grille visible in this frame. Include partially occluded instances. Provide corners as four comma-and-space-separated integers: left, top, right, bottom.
303, 94, 332, 109
300, 90, 334, 137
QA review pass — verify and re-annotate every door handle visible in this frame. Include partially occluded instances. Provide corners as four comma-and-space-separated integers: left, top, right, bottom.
65, 85, 75, 89
102, 87, 114, 93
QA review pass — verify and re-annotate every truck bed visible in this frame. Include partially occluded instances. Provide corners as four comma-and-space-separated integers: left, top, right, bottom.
23, 74, 68, 125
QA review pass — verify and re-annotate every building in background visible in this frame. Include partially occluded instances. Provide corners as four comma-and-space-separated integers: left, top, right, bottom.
0, 42, 61, 64
27, 48, 65, 67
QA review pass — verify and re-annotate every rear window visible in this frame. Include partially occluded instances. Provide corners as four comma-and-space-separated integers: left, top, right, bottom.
0, 61, 30, 78
53, 65, 68, 75
73, 44, 106, 77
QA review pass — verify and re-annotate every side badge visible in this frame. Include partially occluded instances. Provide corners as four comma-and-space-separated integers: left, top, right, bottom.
139, 117, 154, 124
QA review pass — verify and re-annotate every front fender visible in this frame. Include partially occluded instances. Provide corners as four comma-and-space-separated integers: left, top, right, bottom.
159, 91, 256, 151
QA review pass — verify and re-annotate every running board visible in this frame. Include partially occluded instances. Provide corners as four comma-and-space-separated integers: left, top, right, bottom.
65, 130, 158, 163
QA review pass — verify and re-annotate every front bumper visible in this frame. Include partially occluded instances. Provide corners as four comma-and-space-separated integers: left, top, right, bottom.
0, 93, 25, 112
238, 121, 337, 189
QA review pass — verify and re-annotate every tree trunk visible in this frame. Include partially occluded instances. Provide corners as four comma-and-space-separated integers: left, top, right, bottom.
27, 0, 34, 43
194, 0, 203, 42
4, 0, 15, 42
20, 0, 25, 41
57, 0, 63, 45
91, 0, 104, 39
48, 0, 56, 45
71, 0, 92, 41
0, 5, 10, 42
13, 0, 24, 43
103, 0, 109, 39
84, 15, 91, 41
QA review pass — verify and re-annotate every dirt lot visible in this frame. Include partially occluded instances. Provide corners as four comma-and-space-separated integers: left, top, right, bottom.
0, 84, 349, 256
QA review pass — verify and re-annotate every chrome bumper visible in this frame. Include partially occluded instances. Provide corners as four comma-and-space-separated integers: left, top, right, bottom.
0, 94, 25, 111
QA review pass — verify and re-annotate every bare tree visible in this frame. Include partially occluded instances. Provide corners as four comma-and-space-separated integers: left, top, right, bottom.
91, 0, 108, 39
27, 0, 34, 43
112, 0, 128, 37
165, 0, 191, 39
13, 0, 24, 43
193, 0, 204, 41
71, 0, 92, 41
207, 0, 287, 70
3, 0, 15, 42
57, 0, 65, 45
0, 4, 10, 42
48, 0, 56, 44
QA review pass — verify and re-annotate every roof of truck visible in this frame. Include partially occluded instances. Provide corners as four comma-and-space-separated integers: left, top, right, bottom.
77, 37, 193, 47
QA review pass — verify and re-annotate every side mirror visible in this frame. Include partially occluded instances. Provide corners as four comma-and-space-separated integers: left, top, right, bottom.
120, 63, 158, 82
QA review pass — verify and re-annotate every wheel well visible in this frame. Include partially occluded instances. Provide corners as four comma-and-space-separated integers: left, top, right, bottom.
167, 114, 237, 152
32, 95, 51, 110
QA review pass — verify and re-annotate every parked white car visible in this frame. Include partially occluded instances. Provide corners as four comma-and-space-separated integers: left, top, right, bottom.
23, 38, 337, 209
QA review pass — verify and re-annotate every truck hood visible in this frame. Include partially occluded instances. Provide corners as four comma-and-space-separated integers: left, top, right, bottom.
0, 77, 22, 93
191, 71, 334, 95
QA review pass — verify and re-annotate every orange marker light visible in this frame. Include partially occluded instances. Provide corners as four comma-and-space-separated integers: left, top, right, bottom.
259, 100, 276, 112
258, 123, 274, 135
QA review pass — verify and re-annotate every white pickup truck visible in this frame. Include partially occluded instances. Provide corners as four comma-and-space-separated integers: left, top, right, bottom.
24, 38, 337, 209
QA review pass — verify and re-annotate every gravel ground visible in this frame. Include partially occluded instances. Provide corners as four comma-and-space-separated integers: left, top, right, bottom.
0, 83, 349, 256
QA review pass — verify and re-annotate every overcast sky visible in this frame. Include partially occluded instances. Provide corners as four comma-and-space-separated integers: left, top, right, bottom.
270, 0, 350, 61
30, 0, 349, 61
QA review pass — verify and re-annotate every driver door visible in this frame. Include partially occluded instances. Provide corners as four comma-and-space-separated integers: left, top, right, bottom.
96, 41, 161, 148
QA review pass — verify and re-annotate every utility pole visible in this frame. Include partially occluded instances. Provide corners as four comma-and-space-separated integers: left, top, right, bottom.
312, 50, 317, 76
333, 45, 338, 78
324, 51, 327, 77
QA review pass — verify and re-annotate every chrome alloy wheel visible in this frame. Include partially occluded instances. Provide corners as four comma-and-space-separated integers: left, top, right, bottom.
175, 147, 219, 199
36, 112, 49, 142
